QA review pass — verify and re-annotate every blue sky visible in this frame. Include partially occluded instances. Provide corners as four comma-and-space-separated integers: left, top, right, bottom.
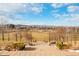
0, 3, 79, 26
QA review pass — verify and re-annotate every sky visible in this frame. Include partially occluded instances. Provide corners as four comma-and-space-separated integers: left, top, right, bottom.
0, 3, 79, 26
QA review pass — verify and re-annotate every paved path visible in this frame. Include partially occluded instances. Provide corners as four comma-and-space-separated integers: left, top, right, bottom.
0, 43, 79, 56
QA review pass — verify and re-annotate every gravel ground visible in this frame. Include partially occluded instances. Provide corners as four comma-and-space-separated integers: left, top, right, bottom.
0, 43, 79, 56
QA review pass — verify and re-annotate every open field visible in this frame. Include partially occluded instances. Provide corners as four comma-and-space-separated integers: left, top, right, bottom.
0, 28, 79, 45
0, 27, 79, 56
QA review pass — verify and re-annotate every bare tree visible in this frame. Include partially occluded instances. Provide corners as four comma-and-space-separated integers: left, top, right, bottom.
73, 33, 77, 46
19, 30, 22, 41
7, 32, 10, 41
26, 31, 32, 42
15, 28, 18, 41
0, 16, 8, 41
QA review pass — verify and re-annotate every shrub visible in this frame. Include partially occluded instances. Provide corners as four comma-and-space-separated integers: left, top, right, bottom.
12, 42, 25, 50
56, 41, 72, 50
64, 43, 72, 49
12, 43, 18, 49
63, 44, 69, 49
4, 42, 25, 51
56, 41, 63, 50
17, 42, 25, 50
4, 44, 13, 51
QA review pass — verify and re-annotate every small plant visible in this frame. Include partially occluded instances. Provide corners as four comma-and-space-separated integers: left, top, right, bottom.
56, 41, 72, 50
12, 42, 18, 50
63, 44, 69, 49
4, 44, 13, 51
11, 42, 25, 50
56, 41, 63, 50
17, 42, 25, 50
4, 42, 25, 51
63, 43, 72, 49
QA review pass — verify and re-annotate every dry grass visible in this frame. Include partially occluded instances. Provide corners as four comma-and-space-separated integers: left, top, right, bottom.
31, 31, 49, 41
0, 29, 79, 47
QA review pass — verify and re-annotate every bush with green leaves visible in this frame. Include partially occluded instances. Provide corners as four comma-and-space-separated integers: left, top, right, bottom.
17, 42, 25, 50
56, 41, 72, 50
4, 42, 25, 51
56, 41, 63, 50
12, 42, 25, 50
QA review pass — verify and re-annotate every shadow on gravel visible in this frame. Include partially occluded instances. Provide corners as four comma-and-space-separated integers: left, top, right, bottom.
23, 47, 36, 51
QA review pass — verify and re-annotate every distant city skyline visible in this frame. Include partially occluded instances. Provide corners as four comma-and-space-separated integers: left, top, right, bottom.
0, 3, 79, 26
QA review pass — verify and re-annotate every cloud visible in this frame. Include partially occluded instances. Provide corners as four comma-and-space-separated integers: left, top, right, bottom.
0, 3, 44, 24
0, 3, 25, 20
0, 3, 44, 16
51, 3, 70, 14
52, 13, 61, 18
52, 13, 69, 19
0, 15, 10, 25
66, 14, 79, 21
52, 13, 79, 21
67, 5, 79, 13
51, 4, 79, 21
51, 3, 63, 8
31, 6, 43, 14
51, 3, 69, 8
30, 4, 44, 14
0, 4, 24, 14
0, 15, 23, 25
